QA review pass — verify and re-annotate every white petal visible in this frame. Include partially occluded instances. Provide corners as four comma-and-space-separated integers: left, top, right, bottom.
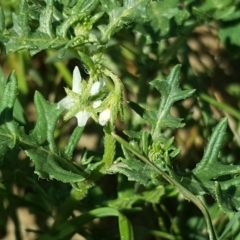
75, 110, 90, 126
90, 81, 101, 96
93, 100, 102, 108
90, 79, 106, 96
72, 66, 82, 94
99, 108, 111, 126
57, 96, 74, 110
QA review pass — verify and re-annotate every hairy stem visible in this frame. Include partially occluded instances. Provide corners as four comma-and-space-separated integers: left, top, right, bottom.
112, 132, 217, 240
101, 124, 115, 170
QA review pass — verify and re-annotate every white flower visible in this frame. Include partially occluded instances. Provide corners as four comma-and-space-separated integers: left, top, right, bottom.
57, 66, 104, 127
99, 108, 111, 126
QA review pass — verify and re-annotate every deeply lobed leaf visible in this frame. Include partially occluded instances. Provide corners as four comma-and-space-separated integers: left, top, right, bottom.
99, 0, 150, 43
116, 64, 240, 213
20, 92, 89, 183
150, 64, 195, 140
0, 70, 89, 184
0, 72, 19, 159
171, 118, 240, 212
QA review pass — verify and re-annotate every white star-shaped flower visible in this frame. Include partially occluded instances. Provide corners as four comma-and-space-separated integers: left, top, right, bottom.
57, 66, 105, 126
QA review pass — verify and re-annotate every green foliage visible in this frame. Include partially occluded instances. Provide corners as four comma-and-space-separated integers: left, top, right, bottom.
113, 66, 239, 203
147, 0, 190, 37
112, 66, 240, 239
0, 71, 19, 159
193, 0, 240, 53
0, 0, 150, 57
150, 65, 195, 140
1, 0, 240, 239
99, 0, 150, 43
38, 207, 134, 240
173, 118, 240, 213
0, 71, 89, 184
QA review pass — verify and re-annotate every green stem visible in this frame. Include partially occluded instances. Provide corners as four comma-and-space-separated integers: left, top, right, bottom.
87, 124, 115, 180
64, 126, 84, 159
102, 68, 123, 91
73, 124, 116, 200
74, 68, 121, 197
200, 93, 240, 121
101, 124, 115, 170
112, 132, 217, 240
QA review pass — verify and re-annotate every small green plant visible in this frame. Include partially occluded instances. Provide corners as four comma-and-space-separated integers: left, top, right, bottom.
1, 0, 240, 240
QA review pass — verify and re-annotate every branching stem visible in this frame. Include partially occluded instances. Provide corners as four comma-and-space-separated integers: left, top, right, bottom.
112, 132, 217, 240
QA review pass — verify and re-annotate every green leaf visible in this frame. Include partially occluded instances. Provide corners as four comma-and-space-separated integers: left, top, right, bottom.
193, 0, 235, 21
0, 68, 25, 124
100, 0, 150, 43
0, 68, 89, 185
113, 65, 195, 186
0, 71, 19, 159
75, 0, 99, 14
0, 0, 150, 58
109, 140, 162, 186
128, 101, 156, 126
215, 176, 240, 213
0, 0, 99, 55
172, 118, 240, 212
135, 0, 190, 43
218, 211, 240, 240
172, 119, 229, 194
56, 13, 82, 38
112, 128, 218, 239
0, 7, 5, 32
110, 158, 157, 186
12, 0, 30, 37
2, 1, 62, 55
219, 23, 240, 48
118, 212, 134, 240
142, 185, 166, 204
29, 92, 62, 152
128, 102, 157, 127
123, 130, 141, 139
77, 51, 95, 73
37, 0, 54, 38
215, 181, 240, 213
20, 92, 89, 183
191, 118, 237, 179
148, 1, 190, 36
64, 126, 84, 160
99, 0, 121, 11
108, 193, 143, 210
37, 207, 134, 240
151, 65, 195, 141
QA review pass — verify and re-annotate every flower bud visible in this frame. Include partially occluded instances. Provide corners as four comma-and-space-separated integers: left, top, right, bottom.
99, 108, 111, 126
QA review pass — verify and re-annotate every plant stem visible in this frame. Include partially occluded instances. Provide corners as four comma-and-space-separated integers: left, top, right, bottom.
200, 93, 240, 120
101, 124, 116, 170
112, 132, 217, 240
